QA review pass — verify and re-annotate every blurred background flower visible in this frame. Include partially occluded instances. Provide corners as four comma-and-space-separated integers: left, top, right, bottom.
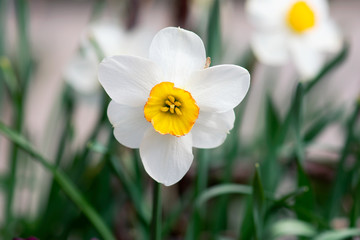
246, 0, 342, 79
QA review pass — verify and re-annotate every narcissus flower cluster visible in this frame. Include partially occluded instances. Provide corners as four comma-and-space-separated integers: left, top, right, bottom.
246, 0, 342, 79
98, 27, 250, 186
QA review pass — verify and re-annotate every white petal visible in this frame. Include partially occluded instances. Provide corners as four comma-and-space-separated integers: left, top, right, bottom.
139, 128, 193, 186
192, 110, 235, 149
251, 31, 289, 65
64, 39, 100, 94
246, 0, 288, 30
289, 38, 325, 80
185, 65, 250, 113
304, 0, 329, 23
305, 21, 342, 53
149, 27, 206, 87
90, 22, 126, 57
98, 55, 162, 106
108, 101, 150, 148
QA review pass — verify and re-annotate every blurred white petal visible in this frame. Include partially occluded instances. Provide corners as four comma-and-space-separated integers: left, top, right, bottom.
251, 31, 289, 65
290, 38, 325, 80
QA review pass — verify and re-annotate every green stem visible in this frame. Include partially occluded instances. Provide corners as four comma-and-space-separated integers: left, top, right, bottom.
150, 181, 162, 240
0, 121, 116, 240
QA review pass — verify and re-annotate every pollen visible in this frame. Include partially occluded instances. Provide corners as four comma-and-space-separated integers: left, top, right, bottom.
286, 1, 316, 33
144, 82, 199, 136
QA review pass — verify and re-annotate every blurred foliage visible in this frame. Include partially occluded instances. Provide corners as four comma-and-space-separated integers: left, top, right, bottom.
0, 0, 359, 240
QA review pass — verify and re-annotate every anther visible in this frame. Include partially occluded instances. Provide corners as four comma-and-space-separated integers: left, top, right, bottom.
165, 100, 172, 106
174, 101, 181, 107
170, 105, 175, 114
175, 108, 182, 115
161, 107, 169, 112
168, 95, 175, 103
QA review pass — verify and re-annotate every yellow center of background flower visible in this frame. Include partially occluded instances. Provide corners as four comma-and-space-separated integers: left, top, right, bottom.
287, 1, 316, 33
144, 82, 199, 136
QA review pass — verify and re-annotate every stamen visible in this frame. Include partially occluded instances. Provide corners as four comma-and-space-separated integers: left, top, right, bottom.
161, 107, 169, 112
165, 100, 172, 106
168, 95, 175, 103
204, 57, 211, 69
175, 108, 182, 115
170, 105, 175, 114
174, 101, 181, 107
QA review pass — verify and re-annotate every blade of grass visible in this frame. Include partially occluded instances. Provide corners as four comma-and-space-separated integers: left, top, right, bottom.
15, 0, 31, 86
108, 155, 150, 228
292, 83, 316, 221
271, 219, 316, 239
86, 140, 151, 228
238, 196, 255, 240
252, 164, 266, 240
266, 186, 309, 215
328, 101, 360, 219
304, 42, 349, 94
185, 149, 209, 240
261, 95, 282, 192
195, 184, 252, 210
349, 172, 360, 228
0, 121, 116, 240
207, 0, 221, 64
162, 188, 194, 238
314, 229, 360, 240
0, 0, 7, 56
0, 57, 19, 105
303, 109, 343, 144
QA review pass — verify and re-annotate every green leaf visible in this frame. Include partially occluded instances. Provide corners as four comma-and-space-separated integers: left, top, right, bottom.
0, 121, 116, 240
261, 95, 283, 191
0, 57, 19, 100
15, 0, 32, 85
267, 186, 309, 214
252, 164, 266, 240
328, 101, 360, 219
271, 219, 316, 238
87, 141, 151, 228
195, 184, 252, 210
265, 95, 281, 149
350, 175, 360, 227
108, 155, 151, 227
207, 0, 221, 63
293, 83, 304, 160
314, 229, 360, 240
304, 109, 343, 143
238, 197, 255, 240
304, 42, 349, 93
0, 0, 7, 55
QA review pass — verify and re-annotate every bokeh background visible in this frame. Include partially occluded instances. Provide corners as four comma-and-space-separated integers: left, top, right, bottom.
0, 0, 360, 239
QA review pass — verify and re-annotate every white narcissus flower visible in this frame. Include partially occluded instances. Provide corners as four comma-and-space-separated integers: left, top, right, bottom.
246, 0, 342, 79
64, 21, 153, 94
98, 27, 250, 186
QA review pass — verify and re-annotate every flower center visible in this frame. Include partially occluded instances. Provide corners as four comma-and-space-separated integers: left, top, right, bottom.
160, 95, 183, 115
144, 82, 199, 136
286, 1, 316, 33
